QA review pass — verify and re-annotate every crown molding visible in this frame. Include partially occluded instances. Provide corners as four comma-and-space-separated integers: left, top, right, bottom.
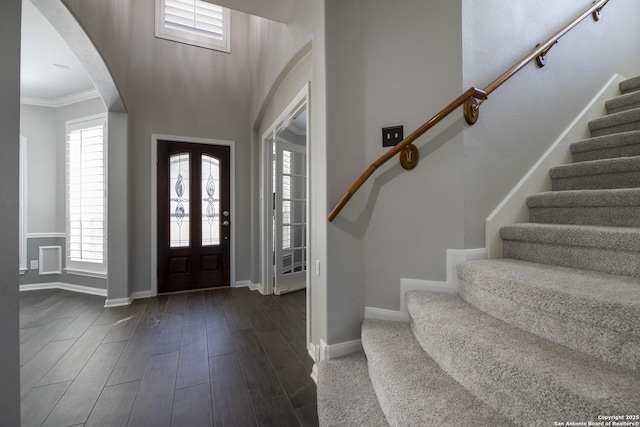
21, 88, 101, 108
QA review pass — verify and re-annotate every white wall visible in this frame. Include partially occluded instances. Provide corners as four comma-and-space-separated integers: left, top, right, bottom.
20, 105, 58, 233
65, 0, 254, 294
20, 98, 107, 235
0, 0, 22, 422
462, 0, 640, 247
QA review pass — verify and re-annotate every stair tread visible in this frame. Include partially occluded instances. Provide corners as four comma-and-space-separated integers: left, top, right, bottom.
458, 259, 640, 337
527, 188, 640, 207
361, 319, 513, 427
549, 155, 640, 179
316, 352, 389, 427
588, 107, 640, 132
500, 223, 640, 251
621, 75, 640, 94
570, 130, 640, 156
606, 90, 640, 113
407, 291, 640, 423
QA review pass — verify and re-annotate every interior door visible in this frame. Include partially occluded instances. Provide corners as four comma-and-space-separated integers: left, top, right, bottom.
273, 137, 307, 294
157, 140, 231, 293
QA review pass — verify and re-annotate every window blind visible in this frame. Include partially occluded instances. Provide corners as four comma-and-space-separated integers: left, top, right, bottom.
164, 0, 225, 40
156, 0, 230, 52
66, 117, 105, 267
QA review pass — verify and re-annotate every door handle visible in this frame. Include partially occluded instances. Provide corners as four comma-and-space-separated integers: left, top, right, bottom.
223, 210, 230, 217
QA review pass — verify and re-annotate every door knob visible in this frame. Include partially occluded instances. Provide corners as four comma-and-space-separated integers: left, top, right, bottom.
222, 220, 230, 226
223, 210, 230, 217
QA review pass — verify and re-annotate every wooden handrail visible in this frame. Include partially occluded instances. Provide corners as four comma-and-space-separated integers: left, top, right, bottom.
327, 87, 487, 222
328, 0, 610, 222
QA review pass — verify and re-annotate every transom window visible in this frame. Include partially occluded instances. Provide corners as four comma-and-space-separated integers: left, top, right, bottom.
155, 0, 231, 53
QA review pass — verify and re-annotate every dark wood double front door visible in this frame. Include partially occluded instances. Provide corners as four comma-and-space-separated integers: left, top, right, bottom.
157, 141, 231, 293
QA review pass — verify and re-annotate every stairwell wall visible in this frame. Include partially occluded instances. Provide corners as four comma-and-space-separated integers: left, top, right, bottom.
325, 0, 465, 322
462, 0, 640, 249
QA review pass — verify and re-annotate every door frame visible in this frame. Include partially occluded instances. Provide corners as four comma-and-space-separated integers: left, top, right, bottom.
151, 134, 236, 296
260, 84, 310, 297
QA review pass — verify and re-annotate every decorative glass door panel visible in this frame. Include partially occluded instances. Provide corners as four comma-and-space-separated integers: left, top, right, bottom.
169, 153, 190, 248
201, 155, 220, 247
158, 141, 230, 293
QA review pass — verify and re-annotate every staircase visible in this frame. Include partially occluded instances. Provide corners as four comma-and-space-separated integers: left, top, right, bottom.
316, 75, 640, 426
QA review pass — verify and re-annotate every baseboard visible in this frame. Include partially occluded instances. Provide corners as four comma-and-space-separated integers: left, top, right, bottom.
485, 74, 624, 258
365, 248, 486, 322
234, 280, 252, 288
446, 248, 487, 292
131, 290, 156, 300
310, 363, 318, 384
20, 282, 107, 297
308, 342, 319, 362
104, 297, 133, 308
319, 338, 363, 360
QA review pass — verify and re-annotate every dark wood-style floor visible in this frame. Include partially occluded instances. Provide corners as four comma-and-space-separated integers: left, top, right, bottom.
19, 287, 318, 427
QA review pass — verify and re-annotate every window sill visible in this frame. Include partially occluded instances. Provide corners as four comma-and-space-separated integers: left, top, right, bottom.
64, 268, 108, 280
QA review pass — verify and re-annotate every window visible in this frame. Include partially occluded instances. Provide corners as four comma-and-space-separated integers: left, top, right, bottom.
155, 0, 230, 53
66, 115, 107, 275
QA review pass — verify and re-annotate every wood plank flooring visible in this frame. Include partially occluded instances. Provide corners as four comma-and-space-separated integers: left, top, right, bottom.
19, 287, 318, 427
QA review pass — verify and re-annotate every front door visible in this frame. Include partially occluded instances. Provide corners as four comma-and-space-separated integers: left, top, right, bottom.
157, 141, 231, 293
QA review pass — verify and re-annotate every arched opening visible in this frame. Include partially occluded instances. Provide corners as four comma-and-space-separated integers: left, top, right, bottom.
21, 0, 129, 305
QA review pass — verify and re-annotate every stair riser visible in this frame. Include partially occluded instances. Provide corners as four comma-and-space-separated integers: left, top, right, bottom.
591, 121, 640, 138
608, 102, 640, 115
361, 320, 513, 427
606, 91, 640, 115
410, 318, 625, 425
552, 171, 640, 191
620, 77, 640, 94
503, 240, 640, 277
529, 206, 640, 227
458, 277, 640, 371
572, 145, 640, 162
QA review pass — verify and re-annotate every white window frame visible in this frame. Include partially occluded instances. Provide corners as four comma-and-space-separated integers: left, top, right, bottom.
155, 0, 231, 53
65, 114, 108, 276
19, 136, 27, 274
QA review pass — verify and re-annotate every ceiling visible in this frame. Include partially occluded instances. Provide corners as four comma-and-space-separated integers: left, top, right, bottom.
20, 0, 96, 102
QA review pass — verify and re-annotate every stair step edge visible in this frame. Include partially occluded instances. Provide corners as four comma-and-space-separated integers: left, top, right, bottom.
588, 108, 640, 132
570, 130, 640, 154
527, 188, 640, 207
407, 291, 640, 424
316, 352, 389, 427
500, 223, 640, 251
606, 91, 640, 114
361, 319, 513, 427
620, 75, 640, 94
550, 156, 640, 179
457, 259, 640, 338
458, 260, 640, 371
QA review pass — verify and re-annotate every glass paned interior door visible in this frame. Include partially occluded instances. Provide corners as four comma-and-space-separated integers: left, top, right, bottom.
169, 152, 190, 247
201, 154, 220, 246
274, 138, 307, 294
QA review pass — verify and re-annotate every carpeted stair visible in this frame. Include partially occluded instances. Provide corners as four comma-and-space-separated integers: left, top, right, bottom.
317, 74, 640, 426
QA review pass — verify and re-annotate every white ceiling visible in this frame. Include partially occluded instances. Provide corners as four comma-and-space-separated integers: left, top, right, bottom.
20, 0, 96, 102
